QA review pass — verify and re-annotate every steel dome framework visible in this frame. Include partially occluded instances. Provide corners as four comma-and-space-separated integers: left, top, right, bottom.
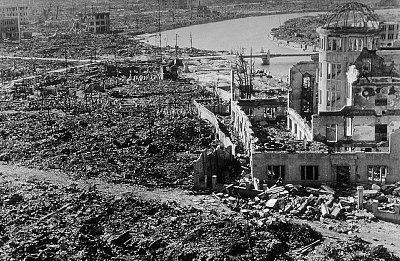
323, 2, 380, 29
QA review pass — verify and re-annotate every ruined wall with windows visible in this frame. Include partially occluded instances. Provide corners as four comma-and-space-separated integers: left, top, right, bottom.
287, 108, 313, 141
0, 5, 29, 24
231, 100, 255, 153
289, 61, 318, 121
86, 12, 110, 34
251, 129, 400, 186
231, 98, 287, 153
312, 112, 400, 151
0, 17, 19, 40
379, 22, 400, 47
312, 48, 400, 152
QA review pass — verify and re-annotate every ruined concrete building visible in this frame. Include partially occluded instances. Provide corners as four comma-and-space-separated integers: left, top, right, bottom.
380, 22, 400, 47
0, 5, 29, 24
85, 12, 110, 34
160, 0, 201, 10
228, 2, 400, 187
0, 17, 19, 41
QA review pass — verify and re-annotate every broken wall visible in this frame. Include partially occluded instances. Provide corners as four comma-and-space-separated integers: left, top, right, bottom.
200, 99, 230, 116
287, 108, 313, 141
231, 100, 256, 153
352, 82, 400, 111
236, 99, 287, 122
193, 145, 234, 189
313, 111, 400, 150
251, 130, 400, 185
289, 61, 318, 120
194, 100, 234, 150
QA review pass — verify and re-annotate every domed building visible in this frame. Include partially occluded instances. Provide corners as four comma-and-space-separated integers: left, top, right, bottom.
281, 2, 400, 186
311, 1, 400, 154
316, 2, 382, 112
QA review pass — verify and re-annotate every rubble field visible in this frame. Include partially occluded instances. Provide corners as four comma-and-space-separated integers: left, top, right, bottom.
0, 80, 217, 188
1, 164, 400, 261
0, 175, 322, 261
0, 58, 81, 82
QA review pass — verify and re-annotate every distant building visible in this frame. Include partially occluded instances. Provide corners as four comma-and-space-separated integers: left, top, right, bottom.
379, 22, 400, 47
161, 0, 201, 10
0, 5, 29, 24
85, 12, 110, 34
0, 17, 19, 41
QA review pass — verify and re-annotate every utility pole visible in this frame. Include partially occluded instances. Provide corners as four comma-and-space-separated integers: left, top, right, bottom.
65, 48, 68, 78
249, 48, 253, 99
157, 0, 162, 64
17, 12, 21, 44
175, 33, 178, 56
190, 32, 193, 50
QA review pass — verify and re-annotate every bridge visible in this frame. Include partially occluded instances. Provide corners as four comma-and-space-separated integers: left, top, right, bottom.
242, 51, 318, 65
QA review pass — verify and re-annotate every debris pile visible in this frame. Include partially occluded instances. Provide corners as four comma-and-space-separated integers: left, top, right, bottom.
319, 236, 400, 261
217, 184, 376, 227
0, 176, 326, 260
251, 121, 329, 152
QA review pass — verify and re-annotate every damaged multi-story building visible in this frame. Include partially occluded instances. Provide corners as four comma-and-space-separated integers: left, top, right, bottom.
0, 17, 19, 41
0, 5, 29, 24
85, 12, 110, 34
229, 2, 400, 187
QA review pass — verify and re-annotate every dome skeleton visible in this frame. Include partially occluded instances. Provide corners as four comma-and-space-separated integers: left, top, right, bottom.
323, 2, 380, 29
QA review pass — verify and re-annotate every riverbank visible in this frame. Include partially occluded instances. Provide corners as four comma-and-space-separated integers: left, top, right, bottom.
268, 34, 318, 53
134, 8, 325, 37
269, 7, 400, 51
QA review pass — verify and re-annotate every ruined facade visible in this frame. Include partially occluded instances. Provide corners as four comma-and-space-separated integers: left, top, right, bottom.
380, 22, 400, 47
251, 130, 400, 186
289, 61, 318, 122
161, 0, 200, 10
86, 12, 110, 34
316, 2, 381, 113
0, 17, 19, 41
0, 5, 29, 24
228, 2, 400, 187
313, 49, 400, 152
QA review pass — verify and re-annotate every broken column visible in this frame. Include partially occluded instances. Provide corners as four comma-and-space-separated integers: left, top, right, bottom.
212, 175, 217, 189
357, 186, 364, 210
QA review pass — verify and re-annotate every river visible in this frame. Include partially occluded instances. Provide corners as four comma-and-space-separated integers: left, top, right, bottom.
139, 8, 400, 78
140, 12, 322, 78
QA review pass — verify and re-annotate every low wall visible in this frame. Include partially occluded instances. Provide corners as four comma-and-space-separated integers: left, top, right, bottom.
193, 100, 234, 150
193, 145, 234, 189
368, 201, 400, 224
